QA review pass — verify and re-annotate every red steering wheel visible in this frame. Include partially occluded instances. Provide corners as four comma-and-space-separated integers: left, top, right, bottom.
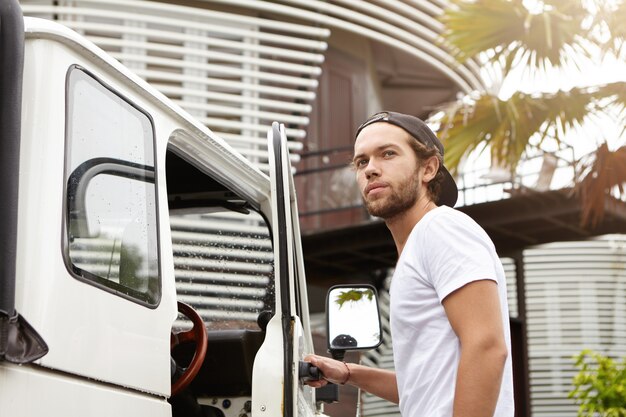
170, 301, 208, 396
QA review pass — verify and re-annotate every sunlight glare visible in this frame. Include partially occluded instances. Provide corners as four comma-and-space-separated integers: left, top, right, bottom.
523, 0, 551, 14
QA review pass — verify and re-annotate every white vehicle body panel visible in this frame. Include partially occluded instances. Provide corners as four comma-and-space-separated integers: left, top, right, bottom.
0, 364, 170, 416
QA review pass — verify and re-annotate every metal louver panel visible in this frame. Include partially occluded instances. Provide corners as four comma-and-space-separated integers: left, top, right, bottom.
502, 257, 519, 319
21, 0, 329, 172
523, 236, 626, 417
200, 0, 485, 93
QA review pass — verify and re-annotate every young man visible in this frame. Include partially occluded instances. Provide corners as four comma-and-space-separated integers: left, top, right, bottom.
305, 111, 515, 417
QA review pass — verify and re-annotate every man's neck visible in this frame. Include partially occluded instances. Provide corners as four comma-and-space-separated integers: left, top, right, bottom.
385, 197, 438, 256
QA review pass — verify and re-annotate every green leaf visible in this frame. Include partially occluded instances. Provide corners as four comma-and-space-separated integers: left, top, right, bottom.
334, 289, 374, 309
569, 349, 626, 416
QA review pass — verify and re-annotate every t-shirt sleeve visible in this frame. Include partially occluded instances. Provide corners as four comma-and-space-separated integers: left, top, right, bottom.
422, 211, 498, 303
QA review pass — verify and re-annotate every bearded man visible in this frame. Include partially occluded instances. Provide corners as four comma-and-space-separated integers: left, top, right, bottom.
305, 111, 515, 417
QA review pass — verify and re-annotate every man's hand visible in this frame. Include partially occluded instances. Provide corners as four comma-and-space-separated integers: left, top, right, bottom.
303, 354, 399, 403
302, 354, 349, 388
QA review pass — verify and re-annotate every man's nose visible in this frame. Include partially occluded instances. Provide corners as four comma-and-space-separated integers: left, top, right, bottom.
364, 159, 380, 179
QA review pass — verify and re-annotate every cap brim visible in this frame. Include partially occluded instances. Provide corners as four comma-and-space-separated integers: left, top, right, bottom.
437, 166, 458, 207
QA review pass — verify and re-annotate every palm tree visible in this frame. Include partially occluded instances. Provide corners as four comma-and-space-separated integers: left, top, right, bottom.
431, 0, 626, 226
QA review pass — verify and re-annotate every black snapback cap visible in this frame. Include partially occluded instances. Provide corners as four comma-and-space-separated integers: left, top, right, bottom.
356, 111, 458, 207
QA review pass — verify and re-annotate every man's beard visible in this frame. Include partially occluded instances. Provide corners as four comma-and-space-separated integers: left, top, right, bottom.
363, 172, 420, 220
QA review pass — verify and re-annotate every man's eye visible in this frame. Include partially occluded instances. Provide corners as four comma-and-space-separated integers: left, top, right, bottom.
383, 150, 395, 157
355, 159, 368, 168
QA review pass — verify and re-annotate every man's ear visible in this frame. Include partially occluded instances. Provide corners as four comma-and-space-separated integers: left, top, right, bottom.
422, 156, 439, 183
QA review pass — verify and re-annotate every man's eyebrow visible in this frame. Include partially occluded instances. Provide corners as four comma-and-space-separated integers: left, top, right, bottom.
352, 143, 401, 162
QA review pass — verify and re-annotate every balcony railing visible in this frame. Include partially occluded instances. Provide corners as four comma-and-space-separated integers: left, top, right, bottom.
295, 144, 577, 233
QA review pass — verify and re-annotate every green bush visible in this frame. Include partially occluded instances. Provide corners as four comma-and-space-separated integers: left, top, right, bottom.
569, 349, 626, 417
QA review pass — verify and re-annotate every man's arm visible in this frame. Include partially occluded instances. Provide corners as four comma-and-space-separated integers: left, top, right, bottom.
303, 354, 399, 404
442, 279, 508, 417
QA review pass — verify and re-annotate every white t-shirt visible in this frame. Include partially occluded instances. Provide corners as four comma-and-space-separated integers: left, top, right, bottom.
389, 206, 514, 417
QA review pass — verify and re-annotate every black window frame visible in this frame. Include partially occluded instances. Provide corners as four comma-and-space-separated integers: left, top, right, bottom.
61, 65, 162, 308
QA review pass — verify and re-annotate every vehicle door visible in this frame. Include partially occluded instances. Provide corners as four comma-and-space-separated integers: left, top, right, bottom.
267, 122, 317, 417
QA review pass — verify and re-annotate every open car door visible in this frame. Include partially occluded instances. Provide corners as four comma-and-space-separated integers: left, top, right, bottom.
266, 122, 316, 417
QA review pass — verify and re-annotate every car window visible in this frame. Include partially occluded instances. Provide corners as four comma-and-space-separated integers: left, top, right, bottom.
64, 66, 160, 306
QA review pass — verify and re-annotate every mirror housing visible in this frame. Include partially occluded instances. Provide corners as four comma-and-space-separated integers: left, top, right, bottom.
326, 284, 382, 358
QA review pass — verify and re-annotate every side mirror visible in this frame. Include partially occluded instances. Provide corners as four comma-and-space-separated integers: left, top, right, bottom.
326, 284, 382, 358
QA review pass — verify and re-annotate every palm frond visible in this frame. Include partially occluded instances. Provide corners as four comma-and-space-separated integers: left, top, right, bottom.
589, 0, 626, 56
439, 0, 594, 77
574, 143, 626, 227
540, 87, 595, 134
432, 88, 598, 174
432, 81, 626, 176
595, 81, 626, 109
439, 0, 528, 61
587, 81, 626, 137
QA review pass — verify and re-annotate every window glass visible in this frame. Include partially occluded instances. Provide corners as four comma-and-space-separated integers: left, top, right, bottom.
170, 210, 274, 330
64, 66, 160, 306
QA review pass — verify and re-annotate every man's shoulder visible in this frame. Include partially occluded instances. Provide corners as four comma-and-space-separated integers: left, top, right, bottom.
419, 206, 492, 247
422, 206, 479, 229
